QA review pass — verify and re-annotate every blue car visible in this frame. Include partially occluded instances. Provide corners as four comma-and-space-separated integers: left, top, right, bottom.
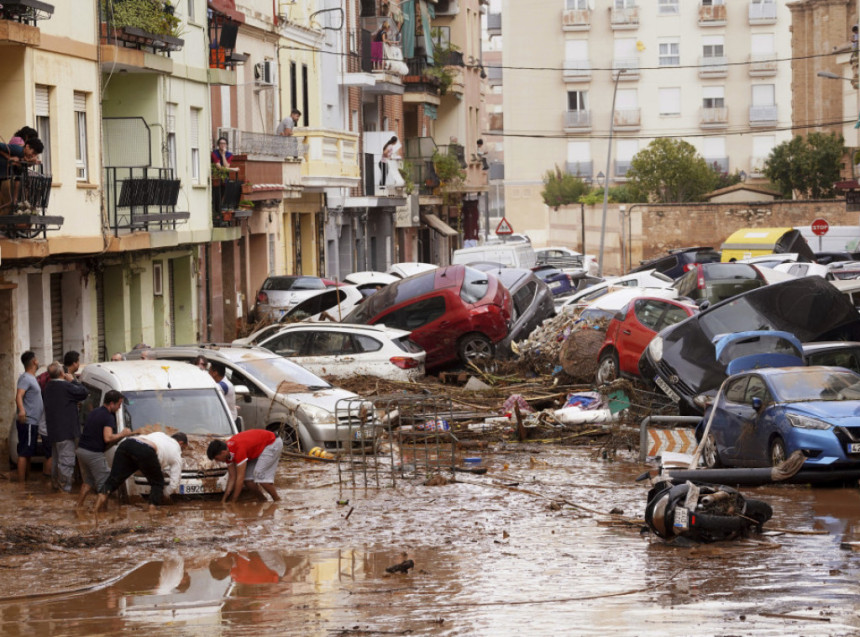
531, 265, 575, 297
698, 366, 860, 469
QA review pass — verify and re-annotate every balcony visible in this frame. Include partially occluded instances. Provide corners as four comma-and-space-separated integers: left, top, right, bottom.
404, 137, 441, 197
750, 156, 768, 177
699, 56, 728, 78
612, 59, 640, 80
403, 59, 442, 102
222, 129, 304, 161
749, 53, 777, 77
99, 2, 184, 54
562, 8, 590, 32
208, 7, 246, 86
700, 106, 728, 128
0, 0, 53, 45
487, 12, 501, 37
565, 161, 593, 181
705, 157, 729, 173
614, 108, 641, 130
299, 129, 361, 189
749, 2, 777, 25
615, 160, 632, 178
564, 110, 591, 132
211, 173, 250, 228
698, 3, 727, 26
563, 60, 592, 82
610, 7, 639, 30
749, 105, 778, 126
103, 167, 189, 235
0, 168, 61, 239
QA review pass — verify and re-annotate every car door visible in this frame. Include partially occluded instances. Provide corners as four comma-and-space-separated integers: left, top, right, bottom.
711, 375, 751, 465
301, 331, 360, 377
616, 299, 664, 374
736, 374, 774, 466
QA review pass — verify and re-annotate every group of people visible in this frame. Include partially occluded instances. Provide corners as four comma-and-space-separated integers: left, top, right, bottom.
0, 126, 44, 177
14, 350, 283, 512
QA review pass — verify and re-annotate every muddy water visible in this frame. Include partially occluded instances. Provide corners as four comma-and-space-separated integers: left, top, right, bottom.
1, 447, 860, 635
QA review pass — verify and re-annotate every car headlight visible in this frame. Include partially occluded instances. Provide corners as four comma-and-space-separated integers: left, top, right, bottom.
786, 414, 832, 430
647, 336, 663, 363
296, 404, 336, 425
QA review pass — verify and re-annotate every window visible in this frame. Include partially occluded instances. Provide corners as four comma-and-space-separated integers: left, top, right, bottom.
724, 377, 750, 403
166, 102, 177, 174
565, 39, 588, 62
660, 305, 690, 330
378, 296, 447, 331
310, 332, 356, 356
567, 141, 590, 162
432, 26, 451, 49
616, 88, 637, 110
567, 90, 588, 111
634, 300, 666, 331
658, 0, 679, 14
74, 92, 88, 181
744, 376, 770, 404
702, 0, 724, 4
615, 0, 635, 7
658, 87, 681, 115
567, 0, 588, 9
187, 0, 195, 21
460, 267, 490, 303
267, 331, 312, 357
703, 86, 724, 109
752, 84, 775, 106
702, 35, 724, 59
614, 38, 636, 61
751, 33, 774, 55
512, 282, 537, 318
355, 335, 383, 353
35, 85, 50, 176
659, 40, 680, 66
302, 64, 309, 126
753, 135, 775, 159
189, 107, 200, 183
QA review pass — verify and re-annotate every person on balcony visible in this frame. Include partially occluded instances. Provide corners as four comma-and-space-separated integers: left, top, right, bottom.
380, 136, 405, 189
8, 126, 38, 148
372, 22, 391, 68
0, 137, 43, 176
276, 109, 302, 137
211, 137, 237, 172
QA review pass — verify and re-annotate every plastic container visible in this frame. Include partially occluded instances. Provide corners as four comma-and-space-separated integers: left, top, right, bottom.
309, 446, 334, 460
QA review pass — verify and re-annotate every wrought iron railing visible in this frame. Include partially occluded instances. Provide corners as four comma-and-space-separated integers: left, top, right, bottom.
103, 166, 188, 234
1, 0, 54, 25
99, 1, 184, 53
0, 165, 60, 239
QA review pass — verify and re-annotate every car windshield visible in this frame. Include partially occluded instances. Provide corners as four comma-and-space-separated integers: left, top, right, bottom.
235, 357, 332, 393
705, 264, 760, 280
705, 279, 765, 303
460, 267, 490, 303
262, 277, 325, 291
770, 370, 860, 402
344, 271, 437, 323
121, 389, 235, 436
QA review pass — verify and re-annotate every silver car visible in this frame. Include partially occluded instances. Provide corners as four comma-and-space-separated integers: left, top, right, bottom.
128, 346, 378, 452
253, 275, 328, 320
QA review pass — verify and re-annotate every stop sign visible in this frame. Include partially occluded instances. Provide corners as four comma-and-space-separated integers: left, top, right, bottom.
811, 218, 829, 236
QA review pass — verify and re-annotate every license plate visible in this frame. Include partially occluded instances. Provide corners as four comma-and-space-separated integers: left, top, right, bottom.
549, 281, 562, 289
850, 443, 860, 454
353, 428, 375, 440
673, 506, 690, 530
179, 484, 204, 495
654, 375, 681, 403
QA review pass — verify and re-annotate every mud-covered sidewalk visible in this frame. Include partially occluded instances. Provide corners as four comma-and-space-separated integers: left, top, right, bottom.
1, 445, 860, 636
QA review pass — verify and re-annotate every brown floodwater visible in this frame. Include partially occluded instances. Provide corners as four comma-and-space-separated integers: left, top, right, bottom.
1, 446, 860, 636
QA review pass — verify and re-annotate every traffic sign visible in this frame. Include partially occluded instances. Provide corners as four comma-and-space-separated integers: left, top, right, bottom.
495, 217, 513, 235
811, 218, 829, 236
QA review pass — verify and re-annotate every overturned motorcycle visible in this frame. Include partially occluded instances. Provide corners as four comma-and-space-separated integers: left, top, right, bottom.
643, 479, 773, 544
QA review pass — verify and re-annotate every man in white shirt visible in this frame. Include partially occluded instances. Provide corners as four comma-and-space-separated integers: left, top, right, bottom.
275, 109, 301, 136
95, 431, 187, 512
209, 361, 238, 422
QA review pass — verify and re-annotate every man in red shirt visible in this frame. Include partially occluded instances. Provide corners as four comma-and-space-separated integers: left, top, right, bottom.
206, 430, 283, 503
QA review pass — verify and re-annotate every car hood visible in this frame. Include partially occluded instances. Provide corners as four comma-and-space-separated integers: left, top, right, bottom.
273, 386, 359, 411
783, 401, 860, 422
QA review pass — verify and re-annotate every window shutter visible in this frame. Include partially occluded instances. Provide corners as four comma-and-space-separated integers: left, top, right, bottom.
35, 86, 49, 116
166, 103, 177, 133
189, 108, 200, 147
73, 92, 86, 112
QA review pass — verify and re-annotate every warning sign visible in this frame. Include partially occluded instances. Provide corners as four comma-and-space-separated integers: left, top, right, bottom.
495, 217, 514, 235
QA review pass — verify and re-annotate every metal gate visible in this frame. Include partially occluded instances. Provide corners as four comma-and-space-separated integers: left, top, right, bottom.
96, 271, 106, 361
50, 272, 63, 362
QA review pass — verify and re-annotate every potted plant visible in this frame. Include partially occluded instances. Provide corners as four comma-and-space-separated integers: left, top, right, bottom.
238, 199, 254, 210
211, 162, 231, 185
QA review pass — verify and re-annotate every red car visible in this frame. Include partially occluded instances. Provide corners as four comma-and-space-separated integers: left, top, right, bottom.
343, 265, 512, 369
596, 297, 696, 384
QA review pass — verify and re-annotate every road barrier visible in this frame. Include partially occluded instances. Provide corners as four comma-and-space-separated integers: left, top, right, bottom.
639, 415, 703, 463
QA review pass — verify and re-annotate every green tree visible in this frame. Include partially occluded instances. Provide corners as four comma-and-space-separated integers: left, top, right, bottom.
540, 166, 590, 208
626, 138, 718, 203
763, 132, 844, 199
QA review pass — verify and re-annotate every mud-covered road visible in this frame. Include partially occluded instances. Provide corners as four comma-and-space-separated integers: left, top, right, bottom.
1, 446, 860, 636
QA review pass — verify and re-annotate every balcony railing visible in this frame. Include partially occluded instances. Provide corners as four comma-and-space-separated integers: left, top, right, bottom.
409, 160, 440, 196
706, 157, 729, 173
610, 6, 639, 29
563, 59, 592, 81
749, 53, 777, 76
614, 108, 641, 128
749, 2, 777, 25
615, 160, 632, 178
211, 173, 246, 228
0, 167, 60, 239
487, 12, 501, 36
99, 1, 184, 54
104, 167, 189, 235
301, 128, 360, 183
1, 0, 54, 26
404, 136, 439, 161
404, 59, 442, 94
564, 110, 591, 130
698, 3, 727, 26
749, 105, 778, 125
562, 8, 590, 31
221, 129, 303, 160
699, 56, 728, 77
701, 106, 728, 127
565, 161, 593, 181
612, 58, 640, 79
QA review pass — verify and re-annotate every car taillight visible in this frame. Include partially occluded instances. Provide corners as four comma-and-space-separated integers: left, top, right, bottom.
683, 263, 698, 272
698, 273, 706, 289
390, 356, 419, 369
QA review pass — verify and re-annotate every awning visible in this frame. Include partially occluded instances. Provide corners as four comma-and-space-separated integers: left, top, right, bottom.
422, 213, 458, 237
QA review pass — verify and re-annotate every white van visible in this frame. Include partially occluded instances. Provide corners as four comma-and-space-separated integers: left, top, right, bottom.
79, 360, 238, 498
451, 242, 537, 269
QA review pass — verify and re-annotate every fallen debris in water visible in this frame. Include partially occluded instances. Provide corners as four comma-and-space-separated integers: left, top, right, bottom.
385, 555, 414, 574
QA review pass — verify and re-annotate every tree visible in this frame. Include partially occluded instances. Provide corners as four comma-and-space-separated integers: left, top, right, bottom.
626, 138, 718, 203
540, 166, 590, 208
763, 132, 844, 199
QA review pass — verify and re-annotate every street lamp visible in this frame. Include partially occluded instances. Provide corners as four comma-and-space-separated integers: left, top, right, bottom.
597, 67, 626, 278
817, 70, 848, 80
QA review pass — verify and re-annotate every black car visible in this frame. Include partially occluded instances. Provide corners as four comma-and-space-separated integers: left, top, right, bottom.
815, 251, 860, 266
672, 262, 767, 307
630, 247, 721, 280
639, 277, 860, 414
803, 341, 860, 373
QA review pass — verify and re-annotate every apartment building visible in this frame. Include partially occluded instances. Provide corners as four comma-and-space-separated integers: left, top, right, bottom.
498, 0, 792, 247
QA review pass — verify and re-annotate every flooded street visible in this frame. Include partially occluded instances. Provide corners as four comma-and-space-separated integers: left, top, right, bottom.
2, 446, 860, 636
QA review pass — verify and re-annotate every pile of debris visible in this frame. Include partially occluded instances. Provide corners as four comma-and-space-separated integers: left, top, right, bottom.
512, 312, 609, 382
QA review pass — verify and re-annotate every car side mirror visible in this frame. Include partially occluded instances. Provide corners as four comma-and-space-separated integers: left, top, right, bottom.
751, 397, 763, 411
696, 299, 710, 310
235, 385, 252, 403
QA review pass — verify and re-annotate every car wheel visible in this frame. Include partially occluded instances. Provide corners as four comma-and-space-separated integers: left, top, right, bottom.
770, 436, 787, 467
269, 423, 299, 452
458, 333, 494, 366
702, 434, 722, 469
596, 350, 619, 384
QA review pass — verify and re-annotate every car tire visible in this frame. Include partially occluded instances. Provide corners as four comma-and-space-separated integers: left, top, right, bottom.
702, 434, 722, 469
770, 436, 787, 467
458, 333, 494, 366
269, 423, 299, 452
596, 350, 619, 385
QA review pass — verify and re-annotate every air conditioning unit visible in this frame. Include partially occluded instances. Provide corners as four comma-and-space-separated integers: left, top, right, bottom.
254, 60, 275, 86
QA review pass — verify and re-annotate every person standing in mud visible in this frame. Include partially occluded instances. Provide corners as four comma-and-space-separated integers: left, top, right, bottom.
43, 361, 88, 492
76, 390, 133, 507
206, 430, 283, 503
95, 431, 188, 513
15, 350, 45, 484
